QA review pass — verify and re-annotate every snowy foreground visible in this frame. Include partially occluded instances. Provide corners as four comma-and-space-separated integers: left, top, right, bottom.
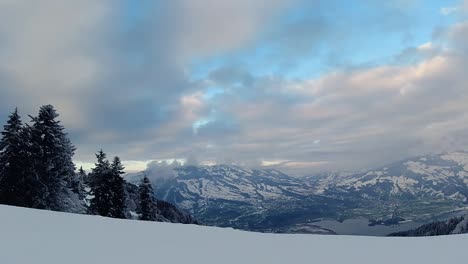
0, 205, 466, 264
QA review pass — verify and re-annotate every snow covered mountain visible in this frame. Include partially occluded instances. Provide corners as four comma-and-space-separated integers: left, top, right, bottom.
1, 205, 467, 264
158, 165, 311, 206
322, 151, 468, 201
126, 165, 334, 232
127, 152, 468, 234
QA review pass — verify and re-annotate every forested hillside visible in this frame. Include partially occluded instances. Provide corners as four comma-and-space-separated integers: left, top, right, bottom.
389, 216, 468, 237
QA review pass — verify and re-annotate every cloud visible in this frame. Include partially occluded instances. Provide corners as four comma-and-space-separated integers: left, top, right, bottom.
448, 21, 468, 53
0, 0, 292, 162
394, 41, 442, 65
168, 0, 294, 61
1, 1, 468, 175
441, 7, 458, 16
441, 1, 468, 16
142, 160, 183, 180
0, 0, 111, 122
186, 20, 468, 174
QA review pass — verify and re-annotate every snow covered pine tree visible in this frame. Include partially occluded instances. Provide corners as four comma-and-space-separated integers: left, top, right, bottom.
0, 109, 30, 206
28, 105, 79, 210
71, 166, 87, 200
0, 106, 84, 211
139, 176, 157, 221
89, 151, 126, 218
110, 156, 126, 218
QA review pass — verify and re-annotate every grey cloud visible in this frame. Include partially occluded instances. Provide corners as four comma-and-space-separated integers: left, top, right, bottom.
0, 0, 292, 163
168, 0, 295, 61
1, 1, 468, 176
448, 22, 468, 53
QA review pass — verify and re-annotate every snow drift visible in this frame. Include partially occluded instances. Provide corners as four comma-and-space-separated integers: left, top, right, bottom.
0, 205, 466, 264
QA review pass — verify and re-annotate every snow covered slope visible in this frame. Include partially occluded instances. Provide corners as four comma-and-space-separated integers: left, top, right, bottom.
0, 205, 466, 264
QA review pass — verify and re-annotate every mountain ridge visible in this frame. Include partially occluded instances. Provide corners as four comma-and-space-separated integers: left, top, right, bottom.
126, 151, 468, 234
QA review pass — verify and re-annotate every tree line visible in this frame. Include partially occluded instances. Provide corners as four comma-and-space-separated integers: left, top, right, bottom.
0, 105, 158, 221
388, 216, 467, 237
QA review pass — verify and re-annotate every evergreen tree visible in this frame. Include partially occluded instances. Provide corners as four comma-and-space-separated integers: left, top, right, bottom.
89, 150, 112, 216
78, 166, 87, 182
139, 176, 157, 221
72, 166, 87, 200
0, 108, 30, 206
89, 151, 126, 219
111, 156, 125, 176
109, 156, 126, 219
28, 105, 76, 210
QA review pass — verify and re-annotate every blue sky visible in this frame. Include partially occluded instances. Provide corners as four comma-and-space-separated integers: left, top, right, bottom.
189, 0, 460, 80
0, 0, 468, 174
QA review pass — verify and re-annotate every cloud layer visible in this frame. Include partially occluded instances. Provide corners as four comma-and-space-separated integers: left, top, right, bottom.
1, 0, 468, 175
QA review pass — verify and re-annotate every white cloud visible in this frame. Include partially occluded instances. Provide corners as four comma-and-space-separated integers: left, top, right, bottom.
417, 42, 434, 51
440, 1, 468, 16
440, 6, 458, 16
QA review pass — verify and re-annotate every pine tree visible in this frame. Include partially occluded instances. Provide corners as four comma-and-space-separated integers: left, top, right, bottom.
0, 108, 30, 206
89, 152, 126, 219
109, 156, 126, 219
139, 176, 157, 221
89, 150, 112, 216
72, 166, 87, 200
78, 166, 87, 182
111, 156, 125, 176
28, 105, 77, 210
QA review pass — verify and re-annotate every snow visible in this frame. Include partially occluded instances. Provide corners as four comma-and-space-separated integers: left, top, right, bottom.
1, 205, 467, 264
338, 173, 418, 193
405, 161, 449, 178
174, 166, 300, 203
441, 152, 468, 167
448, 192, 467, 202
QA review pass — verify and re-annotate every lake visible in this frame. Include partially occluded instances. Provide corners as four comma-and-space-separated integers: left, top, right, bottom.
312, 218, 424, 236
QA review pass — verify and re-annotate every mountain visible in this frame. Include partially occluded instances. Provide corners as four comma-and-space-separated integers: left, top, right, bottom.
322, 152, 468, 201
315, 152, 468, 226
127, 152, 468, 234
126, 165, 347, 233
1, 205, 467, 264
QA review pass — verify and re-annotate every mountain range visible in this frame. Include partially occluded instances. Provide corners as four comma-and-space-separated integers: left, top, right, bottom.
126, 151, 468, 234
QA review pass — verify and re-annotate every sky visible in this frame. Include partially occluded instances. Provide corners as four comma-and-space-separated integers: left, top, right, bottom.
0, 0, 468, 175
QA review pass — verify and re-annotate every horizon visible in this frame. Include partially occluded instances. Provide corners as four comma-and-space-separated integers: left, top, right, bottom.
78, 149, 468, 177
1, 0, 468, 175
